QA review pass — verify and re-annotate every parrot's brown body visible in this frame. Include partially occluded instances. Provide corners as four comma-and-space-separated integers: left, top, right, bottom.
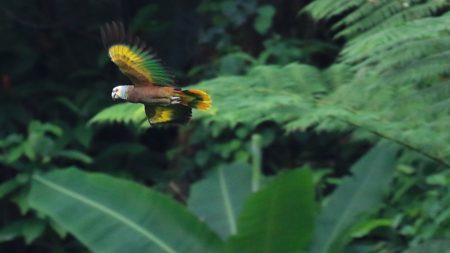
126, 85, 179, 104
100, 22, 211, 125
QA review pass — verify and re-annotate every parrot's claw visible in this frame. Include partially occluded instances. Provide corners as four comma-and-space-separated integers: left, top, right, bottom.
170, 96, 182, 104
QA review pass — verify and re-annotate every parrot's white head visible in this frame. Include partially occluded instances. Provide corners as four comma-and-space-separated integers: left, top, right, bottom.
111, 85, 130, 101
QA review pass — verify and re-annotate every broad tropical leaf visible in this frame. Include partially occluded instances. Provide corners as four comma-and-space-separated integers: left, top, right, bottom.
309, 143, 397, 253
188, 163, 252, 239
227, 168, 315, 253
28, 168, 223, 253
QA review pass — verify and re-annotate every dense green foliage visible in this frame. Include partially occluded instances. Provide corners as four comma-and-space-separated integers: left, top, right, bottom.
1, 0, 449, 252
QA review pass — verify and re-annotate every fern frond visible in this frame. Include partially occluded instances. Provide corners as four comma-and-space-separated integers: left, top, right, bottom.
194, 63, 328, 127
342, 15, 450, 63
380, 52, 450, 86
335, 1, 445, 38
89, 103, 147, 127
303, 0, 365, 20
201, 57, 450, 165
333, 0, 404, 35
305, 0, 447, 39
354, 37, 450, 73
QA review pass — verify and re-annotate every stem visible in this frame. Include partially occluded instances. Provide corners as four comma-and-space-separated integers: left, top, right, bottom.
251, 134, 262, 192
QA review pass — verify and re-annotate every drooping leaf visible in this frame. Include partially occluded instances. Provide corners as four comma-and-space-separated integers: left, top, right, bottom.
53, 149, 93, 164
28, 168, 223, 253
349, 218, 392, 238
0, 178, 21, 199
227, 168, 315, 253
22, 219, 46, 244
0, 220, 27, 243
188, 163, 253, 239
12, 190, 31, 215
309, 143, 397, 253
0, 219, 45, 244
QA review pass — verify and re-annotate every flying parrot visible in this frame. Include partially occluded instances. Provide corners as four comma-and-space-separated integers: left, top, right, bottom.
100, 21, 211, 125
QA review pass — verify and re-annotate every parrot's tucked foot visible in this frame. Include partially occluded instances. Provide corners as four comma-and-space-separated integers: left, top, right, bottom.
170, 96, 182, 104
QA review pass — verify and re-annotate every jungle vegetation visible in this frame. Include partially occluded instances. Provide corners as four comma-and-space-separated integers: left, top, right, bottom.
0, 0, 449, 252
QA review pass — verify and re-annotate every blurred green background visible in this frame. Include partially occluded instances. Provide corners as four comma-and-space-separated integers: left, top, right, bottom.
1, 0, 449, 252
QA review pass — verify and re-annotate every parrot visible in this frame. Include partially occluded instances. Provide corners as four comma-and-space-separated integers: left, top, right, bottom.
100, 21, 211, 125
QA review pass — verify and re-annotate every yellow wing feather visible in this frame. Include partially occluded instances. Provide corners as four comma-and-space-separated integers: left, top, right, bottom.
151, 107, 174, 124
108, 45, 153, 84
145, 105, 192, 125
100, 22, 173, 86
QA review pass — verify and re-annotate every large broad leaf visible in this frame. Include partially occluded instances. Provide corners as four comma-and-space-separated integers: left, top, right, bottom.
188, 163, 252, 239
28, 168, 223, 253
227, 168, 315, 253
309, 143, 397, 253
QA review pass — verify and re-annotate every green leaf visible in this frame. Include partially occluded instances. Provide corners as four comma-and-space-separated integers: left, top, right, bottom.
29, 121, 62, 137
254, 5, 276, 35
349, 218, 392, 238
49, 220, 67, 239
0, 219, 45, 244
0, 220, 27, 243
0, 178, 20, 199
54, 149, 93, 164
0, 134, 23, 148
188, 163, 253, 239
28, 168, 223, 253
74, 124, 93, 148
12, 190, 31, 214
227, 168, 315, 253
309, 143, 397, 253
22, 219, 46, 244
3, 145, 24, 164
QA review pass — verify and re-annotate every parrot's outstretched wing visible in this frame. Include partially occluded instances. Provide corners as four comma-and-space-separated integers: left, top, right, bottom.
145, 104, 192, 125
100, 21, 173, 86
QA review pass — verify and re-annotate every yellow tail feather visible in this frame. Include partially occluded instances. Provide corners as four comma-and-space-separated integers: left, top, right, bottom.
182, 89, 212, 111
